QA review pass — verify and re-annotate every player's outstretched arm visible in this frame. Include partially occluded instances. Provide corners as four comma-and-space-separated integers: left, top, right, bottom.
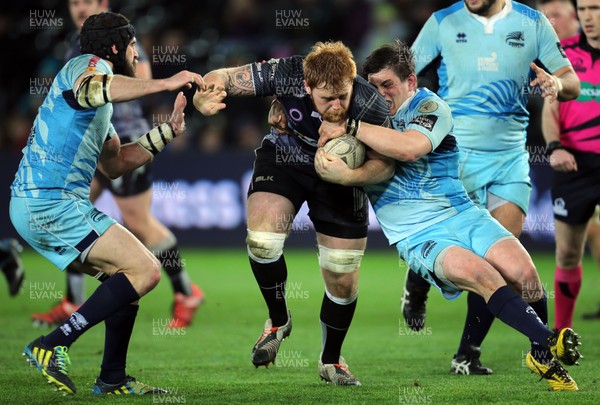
98, 92, 187, 178
73, 70, 204, 108
193, 64, 255, 116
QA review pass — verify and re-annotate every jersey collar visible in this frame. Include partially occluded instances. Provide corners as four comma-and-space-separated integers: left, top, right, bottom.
394, 89, 418, 117
465, 0, 512, 34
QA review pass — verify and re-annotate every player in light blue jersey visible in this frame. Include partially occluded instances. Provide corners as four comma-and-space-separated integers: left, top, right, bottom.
315, 40, 581, 392
10, 12, 204, 396
403, 0, 581, 375
31, 0, 205, 333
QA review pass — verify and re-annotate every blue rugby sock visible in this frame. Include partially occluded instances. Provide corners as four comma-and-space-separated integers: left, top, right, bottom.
43, 273, 139, 348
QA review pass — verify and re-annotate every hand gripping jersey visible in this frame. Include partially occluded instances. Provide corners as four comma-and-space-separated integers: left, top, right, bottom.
251, 56, 390, 156
412, 0, 571, 151
559, 34, 600, 154
364, 88, 472, 244
11, 55, 115, 200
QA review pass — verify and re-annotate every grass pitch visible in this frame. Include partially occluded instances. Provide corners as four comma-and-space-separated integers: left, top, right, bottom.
0, 248, 599, 404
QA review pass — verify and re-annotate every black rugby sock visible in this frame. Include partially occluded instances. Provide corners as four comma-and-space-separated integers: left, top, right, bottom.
250, 255, 289, 326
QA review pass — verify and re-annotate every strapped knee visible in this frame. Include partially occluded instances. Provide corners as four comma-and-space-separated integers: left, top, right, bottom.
246, 230, 287, 263
318, 246, 364, 273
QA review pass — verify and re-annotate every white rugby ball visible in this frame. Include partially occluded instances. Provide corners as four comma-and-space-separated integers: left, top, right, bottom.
322, 134, 365, 169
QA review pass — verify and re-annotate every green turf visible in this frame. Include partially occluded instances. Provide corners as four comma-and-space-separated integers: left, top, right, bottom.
1, 248, 599, 404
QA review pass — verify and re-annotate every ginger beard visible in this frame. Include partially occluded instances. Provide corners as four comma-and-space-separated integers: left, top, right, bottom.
308, 83, 352, 124
321, 106, 348, 123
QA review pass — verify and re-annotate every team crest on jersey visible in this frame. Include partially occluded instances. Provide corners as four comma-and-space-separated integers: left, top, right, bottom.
456, 32, 467, 43
505, 31, 525, 48
418, 100, 438, 113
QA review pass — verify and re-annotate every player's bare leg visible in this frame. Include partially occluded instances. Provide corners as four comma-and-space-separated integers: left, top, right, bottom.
115, 189, 204, 328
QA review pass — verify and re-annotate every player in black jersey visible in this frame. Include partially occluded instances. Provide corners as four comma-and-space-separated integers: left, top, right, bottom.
194, 41, 390, 386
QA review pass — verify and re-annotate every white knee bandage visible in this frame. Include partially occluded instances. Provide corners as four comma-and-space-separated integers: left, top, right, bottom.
318, 246, 364, 274
75, 74, 113, 108
246, 230, 287, 263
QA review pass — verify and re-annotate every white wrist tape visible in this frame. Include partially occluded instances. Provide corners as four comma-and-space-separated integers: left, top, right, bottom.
137, 123, 175, 156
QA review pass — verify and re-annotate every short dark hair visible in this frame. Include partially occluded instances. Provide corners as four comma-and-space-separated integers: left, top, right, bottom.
363, 40, 415, 81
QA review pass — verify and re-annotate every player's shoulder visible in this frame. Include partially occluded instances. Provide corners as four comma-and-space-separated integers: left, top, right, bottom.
351, 76, 388, 109
510, 1, 542, 22
432, 1, 465, 24
353, 75, 378, 94
67, 54, 113, 74
410, 88, 449, 115
351, 76, 390, 126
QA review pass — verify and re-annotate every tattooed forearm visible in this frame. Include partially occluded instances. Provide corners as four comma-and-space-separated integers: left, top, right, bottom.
225, 65, 254, 96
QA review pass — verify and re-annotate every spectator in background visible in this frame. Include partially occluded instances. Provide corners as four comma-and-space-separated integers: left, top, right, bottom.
31, 0, 205, 330
537, 0, 581, 39
540, 0, 600, 327
404, 0, 580, 379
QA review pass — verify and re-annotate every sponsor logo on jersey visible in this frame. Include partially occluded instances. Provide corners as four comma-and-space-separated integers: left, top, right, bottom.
477, 52, 499, 72
86, 55, 100, 71
577, 82, 600, 102
505, 31, 525, 48
456, 32, 467, 43
410, 115, 438, 132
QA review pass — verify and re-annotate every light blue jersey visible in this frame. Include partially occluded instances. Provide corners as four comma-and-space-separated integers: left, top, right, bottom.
11, 54, 115, 200
363, 87, 513, 299
365, 88, 472, 244
412, 0, 570, 151
10, 54, 117, 270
